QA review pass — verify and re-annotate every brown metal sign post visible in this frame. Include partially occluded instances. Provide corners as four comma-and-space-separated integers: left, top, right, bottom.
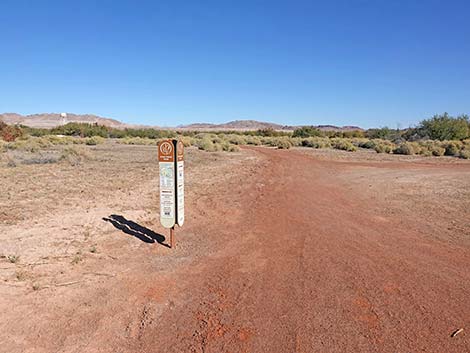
158, 139, 184, 249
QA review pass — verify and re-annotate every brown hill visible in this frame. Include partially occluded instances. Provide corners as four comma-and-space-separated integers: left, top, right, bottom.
178, 120, 363, 132
0, 113, 125, 129
0, 114, 363, 132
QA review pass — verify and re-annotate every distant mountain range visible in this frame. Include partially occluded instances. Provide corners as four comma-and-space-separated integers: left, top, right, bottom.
0, 113, 363, 132
0, 113, 125, 129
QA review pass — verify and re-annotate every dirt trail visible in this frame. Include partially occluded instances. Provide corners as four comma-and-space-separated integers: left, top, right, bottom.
125, 147, 470, 352
2, 146, 470, 353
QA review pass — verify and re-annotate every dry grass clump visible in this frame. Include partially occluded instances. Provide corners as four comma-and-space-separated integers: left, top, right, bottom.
5, 137, 52, 152
300, 137, 331, 149
442, 141, 462, 156
60, 146, 92, 165
0, 139, 7, 153
459, 147, 470, 159
245, 136, 262, 145
116, 137, 157, 145
85, 136, 106, 145
393, 142, 417, 155
180, 136, 195, 147
331, 138, 357, 152
372, 140, 395, 153
262, 137, 293, 149
225, 134, 247, 145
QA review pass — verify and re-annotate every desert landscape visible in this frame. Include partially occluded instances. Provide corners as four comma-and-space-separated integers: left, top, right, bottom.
2, 1, 470, 351
1, 136, 470, 352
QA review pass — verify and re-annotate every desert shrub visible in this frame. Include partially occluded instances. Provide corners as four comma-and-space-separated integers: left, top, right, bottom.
417, 113, 470, 141
459, 148, 470, 159
256, 128, 285, 137
60, 146, 92, 165
221, 142, 240, 152
393, 142, 417, 155
0, 139, 7, 153
224, 134, 246, 145
365, 127, 398, 140
44, 135, 79, 145
287, 137, 300, 147
0, 123, 24, 142
331, 138, 357, 152
7, 138, 46, 152
301, 137, 331, 149
293, 126, 322, 138
442, 141, 462, 156
417, 141, 446, 156
117, 137, 156, 145
180, 136, 194, 147
276, 139, 292, 149
263, 137, 293, 149
354, 139, 376, 149
85, 136, 105, 145
196, 137, 223, 152
370, 140, 395, 153
245, 136, 261, 145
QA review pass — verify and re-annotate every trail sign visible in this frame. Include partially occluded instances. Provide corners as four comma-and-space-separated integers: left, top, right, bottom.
158, 140, 176, 228
176, 140, 185, 226
158, 139, 185, 249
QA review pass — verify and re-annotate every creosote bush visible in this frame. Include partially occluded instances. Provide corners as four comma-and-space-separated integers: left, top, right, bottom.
331, 138, 357, 152
459, 148, 470, 159
393, 142, 416, 155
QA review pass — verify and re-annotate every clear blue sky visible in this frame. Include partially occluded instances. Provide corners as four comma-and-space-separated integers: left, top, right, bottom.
1, 0, 469, 128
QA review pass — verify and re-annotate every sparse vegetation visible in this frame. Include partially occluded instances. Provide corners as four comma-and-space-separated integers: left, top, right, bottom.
71, 253, 82, 265
393, 142, 416, 155
2, 113, 470, 159
7, 254, 20, 263
331, 138, 357, 152
60, 146, 92, 165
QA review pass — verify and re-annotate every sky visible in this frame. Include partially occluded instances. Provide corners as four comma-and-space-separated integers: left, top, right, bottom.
1, 0, 469, 128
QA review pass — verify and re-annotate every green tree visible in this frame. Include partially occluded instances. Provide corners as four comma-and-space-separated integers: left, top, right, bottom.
292, 126, 322, 138
418, 113, 469, 141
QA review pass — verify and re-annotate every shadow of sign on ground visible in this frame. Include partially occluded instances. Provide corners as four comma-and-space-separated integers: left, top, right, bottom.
103, 214, 170, 248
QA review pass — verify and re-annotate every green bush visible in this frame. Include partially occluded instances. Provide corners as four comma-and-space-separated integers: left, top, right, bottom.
417, 113, 470, 141
293, 126, 322, 138
365, 127, 399, 140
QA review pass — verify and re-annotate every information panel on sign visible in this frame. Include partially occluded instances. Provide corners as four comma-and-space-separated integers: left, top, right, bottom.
158, 140, 176, 228
176, 140, 185, 226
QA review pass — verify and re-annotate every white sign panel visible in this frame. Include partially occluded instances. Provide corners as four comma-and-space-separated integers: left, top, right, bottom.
176, 140, 184, 226
158, 140, 176, 228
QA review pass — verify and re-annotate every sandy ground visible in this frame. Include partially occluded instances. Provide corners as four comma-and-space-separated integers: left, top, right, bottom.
1, 144, 470, 352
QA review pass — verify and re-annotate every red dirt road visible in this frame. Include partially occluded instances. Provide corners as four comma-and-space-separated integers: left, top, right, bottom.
2, 146, 470, 353
132, 148, 470, 352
